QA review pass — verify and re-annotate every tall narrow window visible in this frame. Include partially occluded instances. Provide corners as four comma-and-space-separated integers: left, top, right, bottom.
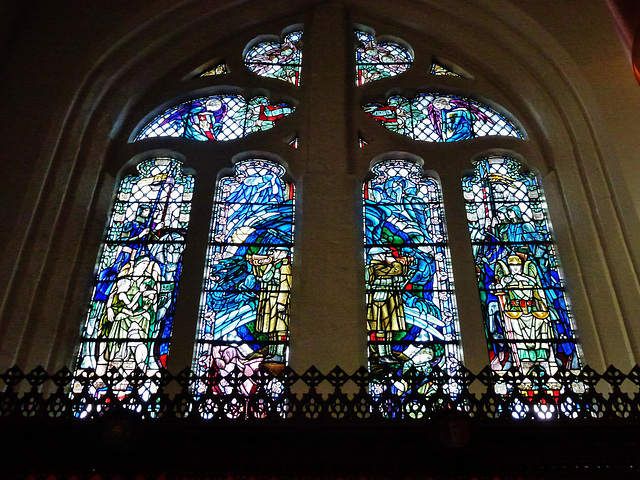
364, 160, 462, 396
194, 159, 295, 395
463, 156, 581, 376
75, 158, 194, 397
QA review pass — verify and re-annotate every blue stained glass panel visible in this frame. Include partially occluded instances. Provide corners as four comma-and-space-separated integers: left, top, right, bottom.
194, 159, 294, 396
134, 95, 294, 142
363, 94, 523, 142
462, 157, 581, 376
355, 30, 413, 86
364, 160, 462, 397
245, 31, 303, 85
75, 158, 194, 399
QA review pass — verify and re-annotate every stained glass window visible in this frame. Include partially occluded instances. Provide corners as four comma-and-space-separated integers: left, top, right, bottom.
134, 95, 294, 142
358, 137, 368, 148
462, 157, 581, 377
201, 63, 228, 77
288, 137, 299, 148
430, 62, 460, 77
364, 94, 523, 142
364, 160, 462, 397
244, 31, 303, 86
74, 158, 194, 398
355, 30, 413, 86
193, 159, 295, 395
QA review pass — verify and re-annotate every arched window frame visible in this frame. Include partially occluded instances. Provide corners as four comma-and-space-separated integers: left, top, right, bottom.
352, 22, 585, 378
75, 13, 583, 387
70, 22, 306, 384
8, 2, 635, 383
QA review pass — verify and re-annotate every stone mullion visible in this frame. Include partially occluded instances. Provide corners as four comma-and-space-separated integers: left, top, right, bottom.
166, 159, 218, 373
439, 169, 490, 373
289, 4, 367, 372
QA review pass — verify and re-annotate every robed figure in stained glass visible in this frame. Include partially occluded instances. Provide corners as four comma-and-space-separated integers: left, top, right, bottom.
135, 95, 294, 142
194, 159, 294, 396
75, 159, 193, 398
363, 160, 462, 397
247, 246, 292, 361
494, 255, 553, 369
366, 247, 414, 362
427, 96, 492, 142
463, 157, 581, 376
363, 94, 522, 142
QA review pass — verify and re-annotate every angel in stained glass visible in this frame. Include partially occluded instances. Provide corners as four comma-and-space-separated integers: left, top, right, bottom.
183, 98, 229, 140
493, 254, 553, 372
245, 32, 302, 85
355, 31, 412, 85
427, 96, 492, 142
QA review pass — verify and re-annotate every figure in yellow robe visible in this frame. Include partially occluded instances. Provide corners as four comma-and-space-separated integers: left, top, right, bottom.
366, 248, 414, 363
247, 247, 292, 362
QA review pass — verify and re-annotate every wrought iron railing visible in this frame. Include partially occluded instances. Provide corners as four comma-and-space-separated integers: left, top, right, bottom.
2, 364, 640, 421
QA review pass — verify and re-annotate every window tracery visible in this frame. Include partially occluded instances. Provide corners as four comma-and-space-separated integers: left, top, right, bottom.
72, 14, 582, 408
134, 95, 294, 142
244, 31, 303, 85
363, 94, 523, 142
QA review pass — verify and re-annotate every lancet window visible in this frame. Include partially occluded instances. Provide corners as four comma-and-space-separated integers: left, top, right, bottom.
364, 159, 462, 396
74, 158, 194, 398
462, 157, 581, 376
193, 159, 295, 394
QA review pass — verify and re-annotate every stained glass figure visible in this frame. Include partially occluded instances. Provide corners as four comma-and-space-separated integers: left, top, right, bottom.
201, 63, 228, 77
430, 62, 460, 77
75, 158, 194, 398
244, 31, 303, 85
134, 95, 294, 142
194, 159, 294, 395
462, 157, 581, 377
364, 160, 462, 397
363, 94, 522, 142
355, 30, 413, 86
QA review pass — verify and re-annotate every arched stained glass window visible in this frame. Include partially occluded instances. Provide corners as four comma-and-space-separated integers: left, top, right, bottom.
355, 30, 413, 86
74, 158, 194, 398
364, 160, 462, 396
134, 95, 294, 141
462, 156, 581, 376
244, 31, 303, 86
193, 159, 294, 394
363, 94, 523, 142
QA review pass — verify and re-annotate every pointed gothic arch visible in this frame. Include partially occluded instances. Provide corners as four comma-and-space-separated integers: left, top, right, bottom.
2, 0, 639, 382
